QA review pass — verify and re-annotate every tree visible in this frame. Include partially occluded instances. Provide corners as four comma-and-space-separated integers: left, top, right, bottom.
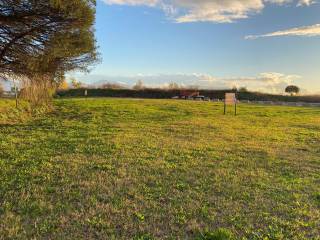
187, 85, 199, 90
71, 78, 82, 89
231, 86, 238, 92
58, 79, 69, 90
239, 87, 248, 92
133, 80, 145, 90
0, 0, 99, 107
167, 82, 180, 90
101, 82, 124, 89
285, 85, 300, 96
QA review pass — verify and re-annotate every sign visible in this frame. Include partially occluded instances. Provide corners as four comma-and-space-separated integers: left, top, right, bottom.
225, 93, 236, 105
224, 93, 237, 115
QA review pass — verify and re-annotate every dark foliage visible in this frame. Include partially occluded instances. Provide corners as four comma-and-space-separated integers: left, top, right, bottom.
56, 88, 320, 103
285, 85, 300, 95
0, 0, 98, 80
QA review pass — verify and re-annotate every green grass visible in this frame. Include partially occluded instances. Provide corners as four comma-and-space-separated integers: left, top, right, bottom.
0, 98, 319, 239
0, 99, 31, 125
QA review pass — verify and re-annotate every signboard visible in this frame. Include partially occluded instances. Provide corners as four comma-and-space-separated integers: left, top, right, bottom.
224, 93, 237, 115
225, 93, 236, 105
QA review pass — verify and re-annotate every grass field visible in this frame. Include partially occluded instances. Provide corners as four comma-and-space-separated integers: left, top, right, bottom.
0, 98, 320, 239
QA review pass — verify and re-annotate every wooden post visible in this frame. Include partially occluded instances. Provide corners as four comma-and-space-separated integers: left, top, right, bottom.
224, 102, 226, 115
13, 79, 18, 108
15, 86, 18, 108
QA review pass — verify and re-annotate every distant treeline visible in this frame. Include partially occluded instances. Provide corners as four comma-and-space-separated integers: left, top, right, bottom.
56, 88, 320, 103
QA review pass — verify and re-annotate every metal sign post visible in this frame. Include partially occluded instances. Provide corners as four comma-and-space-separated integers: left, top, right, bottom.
224, 93, 237, 115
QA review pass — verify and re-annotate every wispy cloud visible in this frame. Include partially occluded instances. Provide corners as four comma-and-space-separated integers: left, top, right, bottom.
104, 0, 157, 6
102, 0, 316, 23
196, 72, 300, 93
297, 0, 316, 6
245, 23, 320, 39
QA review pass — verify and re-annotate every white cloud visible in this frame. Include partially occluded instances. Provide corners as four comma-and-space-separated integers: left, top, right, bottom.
297, 0, 316, 6
245, 23, 320, 39
195, 72, 300, 93
102, 0, 316, 23
104, 0, 157, 6
169, 0, 265, 23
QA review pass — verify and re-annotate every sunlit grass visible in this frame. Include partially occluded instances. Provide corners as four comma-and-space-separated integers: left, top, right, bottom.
0, 98, 319, 239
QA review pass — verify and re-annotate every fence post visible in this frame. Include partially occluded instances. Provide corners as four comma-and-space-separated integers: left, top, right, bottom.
13, 79, 18, 108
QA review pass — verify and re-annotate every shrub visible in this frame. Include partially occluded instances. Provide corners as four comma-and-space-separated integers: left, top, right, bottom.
19, 76, 56, 109
56, 88, 320, 103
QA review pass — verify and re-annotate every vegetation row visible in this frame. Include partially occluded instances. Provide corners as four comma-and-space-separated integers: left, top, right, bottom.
56, 88, 320, 103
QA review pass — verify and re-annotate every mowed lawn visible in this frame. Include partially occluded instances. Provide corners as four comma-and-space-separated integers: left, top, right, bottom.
0, 98, 320, 239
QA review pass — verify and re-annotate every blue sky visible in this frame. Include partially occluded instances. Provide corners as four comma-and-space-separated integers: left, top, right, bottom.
73, 0, 320, 94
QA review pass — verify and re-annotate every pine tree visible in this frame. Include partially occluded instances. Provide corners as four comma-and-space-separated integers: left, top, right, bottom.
0, 0, 99, 81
